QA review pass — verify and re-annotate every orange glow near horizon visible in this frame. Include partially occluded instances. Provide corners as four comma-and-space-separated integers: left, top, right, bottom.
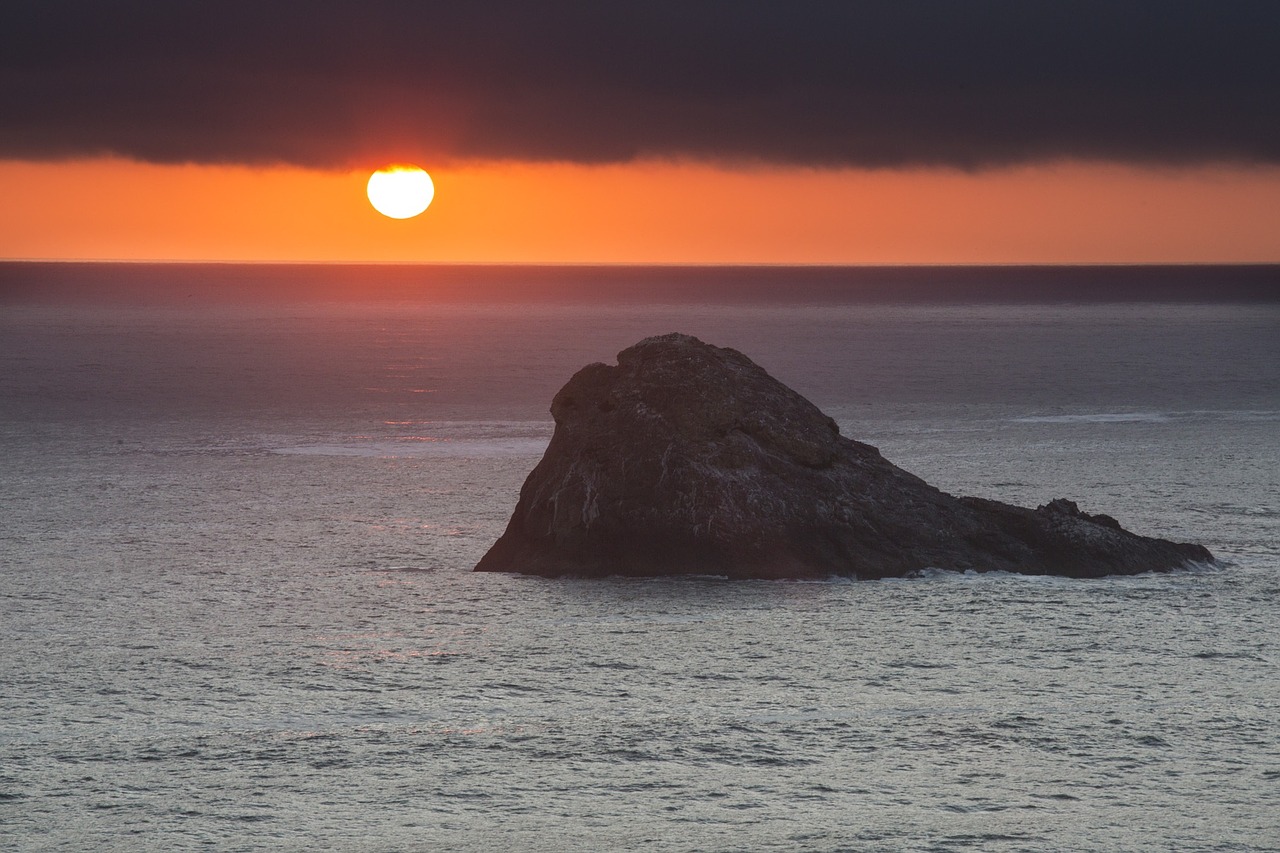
1, 157, 1278, 264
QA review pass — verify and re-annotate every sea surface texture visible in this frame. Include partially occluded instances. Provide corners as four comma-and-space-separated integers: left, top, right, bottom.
1, 265, 1277, 851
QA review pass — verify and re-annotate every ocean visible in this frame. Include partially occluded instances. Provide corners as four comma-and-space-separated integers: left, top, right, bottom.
1, 263, 1277, 851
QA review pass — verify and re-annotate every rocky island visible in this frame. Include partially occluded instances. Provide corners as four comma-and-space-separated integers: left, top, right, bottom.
475, 333, 1213, 579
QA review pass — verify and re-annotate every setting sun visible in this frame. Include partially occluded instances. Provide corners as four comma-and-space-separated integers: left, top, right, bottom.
366, 165, 434, 219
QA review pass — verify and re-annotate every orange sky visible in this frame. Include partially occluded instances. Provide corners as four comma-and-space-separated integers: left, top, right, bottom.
2, 157, 1279, 264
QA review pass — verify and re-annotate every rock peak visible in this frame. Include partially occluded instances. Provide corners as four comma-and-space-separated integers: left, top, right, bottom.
476, 334, 1213, 579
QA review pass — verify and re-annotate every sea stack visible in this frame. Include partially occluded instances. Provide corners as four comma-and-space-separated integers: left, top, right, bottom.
475, 333, 1213, 579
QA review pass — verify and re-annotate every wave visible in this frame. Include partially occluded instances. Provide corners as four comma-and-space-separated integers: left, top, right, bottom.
270, 437, 549, 458
1013, 409, 1279, 424
1014, 412, 1170, 424
897, 561, 1223, 583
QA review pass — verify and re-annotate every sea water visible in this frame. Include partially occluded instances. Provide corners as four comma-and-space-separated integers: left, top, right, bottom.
1, 265, 1277, 851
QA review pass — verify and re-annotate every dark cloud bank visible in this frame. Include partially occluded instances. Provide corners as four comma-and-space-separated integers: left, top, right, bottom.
2, 1, 1278, 169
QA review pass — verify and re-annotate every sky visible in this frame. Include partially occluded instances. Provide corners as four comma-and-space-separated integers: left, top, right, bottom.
2, 1, 1278, 264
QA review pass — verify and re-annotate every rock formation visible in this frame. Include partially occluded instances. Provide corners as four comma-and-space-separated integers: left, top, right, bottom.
475, 333, 1213, 579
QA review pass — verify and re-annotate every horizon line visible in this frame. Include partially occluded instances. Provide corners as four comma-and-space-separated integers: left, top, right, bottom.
4, 258, 1279, 270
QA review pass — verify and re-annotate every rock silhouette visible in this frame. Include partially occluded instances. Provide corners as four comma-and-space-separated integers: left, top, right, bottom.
475, 333, 1213, 579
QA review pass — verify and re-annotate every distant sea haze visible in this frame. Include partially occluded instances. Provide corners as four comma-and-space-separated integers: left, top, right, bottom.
1, 263, 1277, 851
1, 261, 1278, 306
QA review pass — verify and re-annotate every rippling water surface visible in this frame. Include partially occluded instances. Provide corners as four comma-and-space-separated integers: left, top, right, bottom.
1, 266, 1277, 850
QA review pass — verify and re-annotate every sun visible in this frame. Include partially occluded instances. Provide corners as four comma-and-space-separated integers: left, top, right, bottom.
366, 164, 434, 219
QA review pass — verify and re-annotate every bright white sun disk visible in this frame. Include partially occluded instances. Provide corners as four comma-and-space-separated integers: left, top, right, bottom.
367, 165, 434, 219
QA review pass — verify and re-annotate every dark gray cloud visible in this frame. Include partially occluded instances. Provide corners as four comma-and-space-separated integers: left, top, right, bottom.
2, 1, 1277, 169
